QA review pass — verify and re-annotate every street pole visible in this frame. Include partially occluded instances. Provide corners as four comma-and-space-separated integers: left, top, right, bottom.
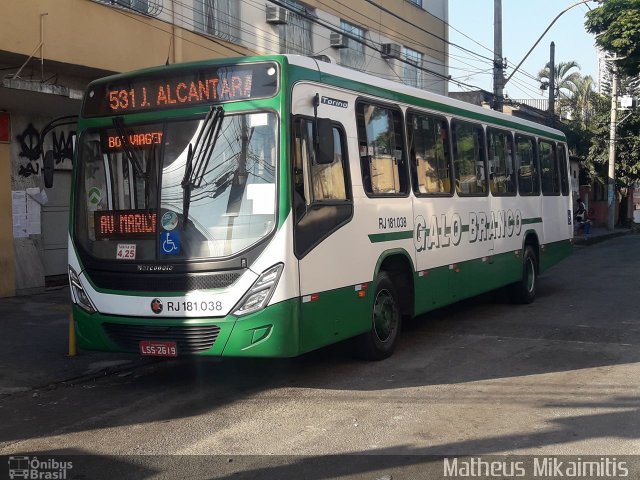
549, 42, 555, 127
493, 0, 504, 111
503, 0, 594, 89
607, 66, 618, 230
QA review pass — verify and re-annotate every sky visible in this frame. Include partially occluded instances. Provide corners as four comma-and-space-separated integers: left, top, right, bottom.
447, 0, 599, 98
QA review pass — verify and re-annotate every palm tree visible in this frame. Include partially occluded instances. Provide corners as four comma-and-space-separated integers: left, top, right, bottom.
538, 61, 585, 120
570, 75, 598, 127
537, 60, 583, 99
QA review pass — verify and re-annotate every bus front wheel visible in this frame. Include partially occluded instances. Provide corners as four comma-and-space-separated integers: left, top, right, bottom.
354, 272, 401, 360
510, 245, 537, 304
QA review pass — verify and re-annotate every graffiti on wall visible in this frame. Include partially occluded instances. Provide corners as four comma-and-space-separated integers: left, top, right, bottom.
17, 123, 40, 177
52, 131, 74, 164
16, 123, 76, 178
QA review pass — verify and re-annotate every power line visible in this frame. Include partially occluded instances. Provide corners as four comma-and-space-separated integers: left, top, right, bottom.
360, 0, 495, 63
98, 0, 491, 93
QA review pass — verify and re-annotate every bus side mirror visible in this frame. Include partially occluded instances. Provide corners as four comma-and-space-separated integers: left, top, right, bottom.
43, 150, 55, 188
315, 118, 335, 165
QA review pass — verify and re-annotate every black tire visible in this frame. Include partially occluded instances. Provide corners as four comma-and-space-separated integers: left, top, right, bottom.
509, 245, 537, 304
353, 271, 402, 360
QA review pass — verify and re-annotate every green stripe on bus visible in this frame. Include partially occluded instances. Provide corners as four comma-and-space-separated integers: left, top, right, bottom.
368, 230, 414, 243
522, 217, 543, 224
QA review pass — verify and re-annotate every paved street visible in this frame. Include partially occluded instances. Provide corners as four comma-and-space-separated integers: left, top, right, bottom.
1, 234, 639, 476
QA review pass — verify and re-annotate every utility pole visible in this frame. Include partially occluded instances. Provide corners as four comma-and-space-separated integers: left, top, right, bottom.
493, 0, 504, 111
607, 65, 618, 230
549, 42, 555, 127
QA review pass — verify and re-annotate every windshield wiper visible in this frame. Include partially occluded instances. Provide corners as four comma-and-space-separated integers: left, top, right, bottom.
181, 106, 224, 225
112, 117, 147, 179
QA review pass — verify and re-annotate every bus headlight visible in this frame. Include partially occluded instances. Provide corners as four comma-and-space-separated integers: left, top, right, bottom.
233, 264, 284, 316
68, 266, 96, 313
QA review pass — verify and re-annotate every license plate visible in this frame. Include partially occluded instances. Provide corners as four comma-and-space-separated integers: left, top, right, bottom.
139, 341, 177, 357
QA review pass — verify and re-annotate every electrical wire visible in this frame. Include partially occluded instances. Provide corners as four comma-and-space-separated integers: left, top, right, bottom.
92, 0, 541, 98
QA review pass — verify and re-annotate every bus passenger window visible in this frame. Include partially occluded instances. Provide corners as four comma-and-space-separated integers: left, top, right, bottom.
539, 140, 559, 195
407, 112, 451, 195
558, 143, 569, 196
292, 118, 350, 221
487, 128, 516, 195
452, 120, 487, 196
516, 135, 539, 195
310, 125, 348, 201
356, 102, 408, 196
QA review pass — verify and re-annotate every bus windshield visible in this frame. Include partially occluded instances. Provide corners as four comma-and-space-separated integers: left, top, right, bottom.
75, 111, 278, 262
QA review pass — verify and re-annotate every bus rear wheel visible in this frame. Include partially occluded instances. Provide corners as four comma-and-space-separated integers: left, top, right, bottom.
354, 272, 401, 360
509, 245, 537, 304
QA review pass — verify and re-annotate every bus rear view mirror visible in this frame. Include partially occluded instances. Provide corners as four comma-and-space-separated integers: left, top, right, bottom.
43, 150, 55, 188
315, 118, 334, 165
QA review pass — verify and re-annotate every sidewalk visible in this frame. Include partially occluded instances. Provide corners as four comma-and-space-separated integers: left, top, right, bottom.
572, 226, 635, 245
0, 286, 146, 396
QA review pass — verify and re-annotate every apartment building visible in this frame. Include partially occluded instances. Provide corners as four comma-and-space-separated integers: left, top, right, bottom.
0, 0, 448, 296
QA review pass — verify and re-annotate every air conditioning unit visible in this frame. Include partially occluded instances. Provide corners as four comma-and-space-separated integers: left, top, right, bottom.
330, 33, 348, 49
381, 43, 401, 59
266, 5, 287, 24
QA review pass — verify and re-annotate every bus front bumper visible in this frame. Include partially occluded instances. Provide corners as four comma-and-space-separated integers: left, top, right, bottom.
73, 299, 301, 358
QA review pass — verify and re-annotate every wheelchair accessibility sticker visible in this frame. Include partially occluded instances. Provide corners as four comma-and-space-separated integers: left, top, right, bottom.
160, 231, 181, 255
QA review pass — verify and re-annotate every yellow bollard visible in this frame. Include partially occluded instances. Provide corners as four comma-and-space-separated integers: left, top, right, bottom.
68, 313, 77, 357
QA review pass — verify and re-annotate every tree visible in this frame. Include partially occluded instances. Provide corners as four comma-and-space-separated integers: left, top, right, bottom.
570, 75, 598, 128
537, 60, 582, 99
586, 71, 640, 225
585, 0, 640, 77
536, 60, 599, 130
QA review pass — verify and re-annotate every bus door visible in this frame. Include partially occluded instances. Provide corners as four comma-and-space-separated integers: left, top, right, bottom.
290, 85, 356, 351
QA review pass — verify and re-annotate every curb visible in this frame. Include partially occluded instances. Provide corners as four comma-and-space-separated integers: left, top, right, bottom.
573, 230, 634, 246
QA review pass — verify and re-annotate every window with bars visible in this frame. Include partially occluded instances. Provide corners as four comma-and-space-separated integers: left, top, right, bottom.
196, 0, 241, 43
279, 0, 313, 55
339, 21, 366, 69
96, 0, 161, 16
402, 47, 423, 88
407, 0, 423, 7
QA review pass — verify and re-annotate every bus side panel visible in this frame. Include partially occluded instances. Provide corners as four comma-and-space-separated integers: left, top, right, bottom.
490, 194, 540, 286
292, 83, 416, 351
297, 284, 371, 354
413, 265, 451, 315
539, 239, 573, 273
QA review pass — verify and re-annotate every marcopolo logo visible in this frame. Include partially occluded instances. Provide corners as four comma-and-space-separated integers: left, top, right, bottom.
151, 298, 163, 314
8, 456, 73, 479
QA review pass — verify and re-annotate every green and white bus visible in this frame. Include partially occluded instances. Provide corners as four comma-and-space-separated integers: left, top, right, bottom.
66, 55, 573, 360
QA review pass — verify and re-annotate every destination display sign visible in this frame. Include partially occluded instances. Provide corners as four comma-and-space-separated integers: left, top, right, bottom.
83, 62, 278, 116
95, 210, 157, 240
101, 128, 164, 152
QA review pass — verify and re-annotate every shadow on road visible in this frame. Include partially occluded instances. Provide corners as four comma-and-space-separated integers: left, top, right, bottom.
1, 236, 639, 456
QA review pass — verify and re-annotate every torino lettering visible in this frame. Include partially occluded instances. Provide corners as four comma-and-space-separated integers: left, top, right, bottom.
414, 209, 522, 252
